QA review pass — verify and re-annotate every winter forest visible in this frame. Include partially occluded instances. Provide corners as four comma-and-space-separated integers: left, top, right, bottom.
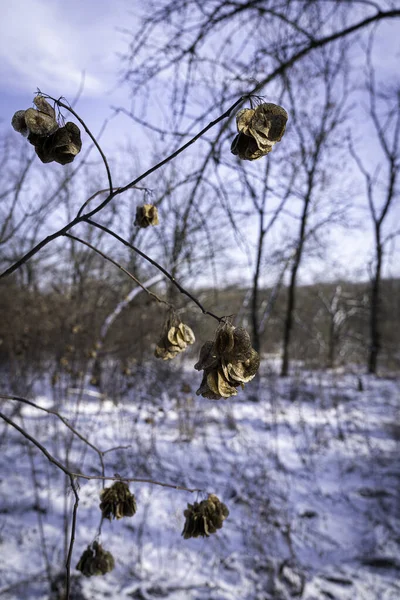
0, 1, 400, 599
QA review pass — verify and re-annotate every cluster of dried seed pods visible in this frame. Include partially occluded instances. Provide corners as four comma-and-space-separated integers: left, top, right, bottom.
134, 204, 159, 227
11, 96, 82, 165
182, 494, 229, 539
195, 321, 260, 399
99, 481, 137, 520
231, 102, 288, 160
76, 542, 115, 577
155, 312, 195, 360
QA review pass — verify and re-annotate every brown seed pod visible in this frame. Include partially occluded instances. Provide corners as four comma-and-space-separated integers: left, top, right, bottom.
231, 102, 288, 160
76, 541, 115, 577
11, 96, 82, 165
24, 106, 58, 136
134, 204, 159, 227
195, 322, 259, 399
33, 122, 82, 164
33, 95, 56, 119
155, 312, 195, 360
11, 110, 29, 136
99, 481, 137, 520
182, 494, 229, 539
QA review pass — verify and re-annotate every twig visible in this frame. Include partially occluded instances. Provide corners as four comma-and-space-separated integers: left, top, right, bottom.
1, 394, 106, 479
86, 219, 223, 321
0, 96, 244, 281
43, 93, 114, 197
0, 411, 203, 494
64, 233, 172, 309
65, 475, 79, 600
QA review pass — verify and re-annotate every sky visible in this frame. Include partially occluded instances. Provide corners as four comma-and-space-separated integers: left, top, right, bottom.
0, 0, 399, 287
0, 0, 132, 152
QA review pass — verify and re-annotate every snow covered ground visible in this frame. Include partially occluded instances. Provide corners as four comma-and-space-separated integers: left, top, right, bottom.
0, 362, 399, 599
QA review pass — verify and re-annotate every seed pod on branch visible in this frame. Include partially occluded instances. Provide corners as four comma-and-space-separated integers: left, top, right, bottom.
231, 103, 288, 160
76, 541, 115, 577
33, 122, 82, 164
134, 204, 159, 227
99, 481, 137, 520
195, 322, 260, 399
155, 311, 195, 360
182, 494, 229, 539
11, 95, 82, 165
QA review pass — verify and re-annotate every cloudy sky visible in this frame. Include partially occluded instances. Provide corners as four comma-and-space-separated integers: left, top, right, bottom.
0, 0, 133, 151
0, 0, 399, 285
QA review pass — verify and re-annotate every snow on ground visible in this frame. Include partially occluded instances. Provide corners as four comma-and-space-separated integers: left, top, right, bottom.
0, 362, 399, 599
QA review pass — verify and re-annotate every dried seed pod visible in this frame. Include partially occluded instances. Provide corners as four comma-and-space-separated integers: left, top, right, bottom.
236, 108, 255, 133
231, 132, 264, 160
195, 322, 259, 399
231, 102, 288, 161
155, 312, 195, 360
33, 95, 56, 119
182, 494, 229, 539
250, 103, 288, 144
134, 204, 159, 227
76, 541, 115, 577
24, 106, 58, 136
99, 481, 137, 520
11, 110, 29, 136
33, 122, 82, 164
11, 96, 82, 165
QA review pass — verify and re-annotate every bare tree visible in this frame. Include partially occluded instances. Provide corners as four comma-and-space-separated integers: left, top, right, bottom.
349, 39, 400, 374
280, 42, 351, 375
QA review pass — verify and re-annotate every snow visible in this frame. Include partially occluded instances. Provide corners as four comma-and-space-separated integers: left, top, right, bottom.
0, 363, 399, 599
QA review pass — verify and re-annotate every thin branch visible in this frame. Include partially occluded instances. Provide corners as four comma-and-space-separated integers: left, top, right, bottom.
86, 218, 223, 321
1, 394, 106, 477
0, 411, 203, 494
64, 233, 172, 309
43, 94, 114, 197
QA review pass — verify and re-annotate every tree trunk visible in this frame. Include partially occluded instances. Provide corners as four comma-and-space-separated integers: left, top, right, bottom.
251, 223, 265, 354
368, 230, 382, 374
281, 193, 311, 377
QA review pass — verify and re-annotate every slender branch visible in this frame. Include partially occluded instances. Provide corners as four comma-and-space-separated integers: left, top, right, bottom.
65, 475, 79, 600
44, 94, 114, 197
0, 97, 244, 281
64, 233, 172, 309
70, 472, 202, 493
109, 97, 245, 198
86, 218, 223, 321
0, 411, 202, 494
1, 394, 106, 477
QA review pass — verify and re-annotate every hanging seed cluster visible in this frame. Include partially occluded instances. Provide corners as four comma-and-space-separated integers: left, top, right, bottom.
231, 102, 288, 160
182, 494, 229, 539
134, 204, 159, 227
99, 481, 137, 520
76, 542, 115, 577
11, 96, 82, 165
155, 312, 195, 360
195, 322, 260, 399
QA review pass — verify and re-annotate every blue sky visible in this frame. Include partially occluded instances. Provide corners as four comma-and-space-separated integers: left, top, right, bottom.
0, 0, 132, 152
1, 1, 399, 286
